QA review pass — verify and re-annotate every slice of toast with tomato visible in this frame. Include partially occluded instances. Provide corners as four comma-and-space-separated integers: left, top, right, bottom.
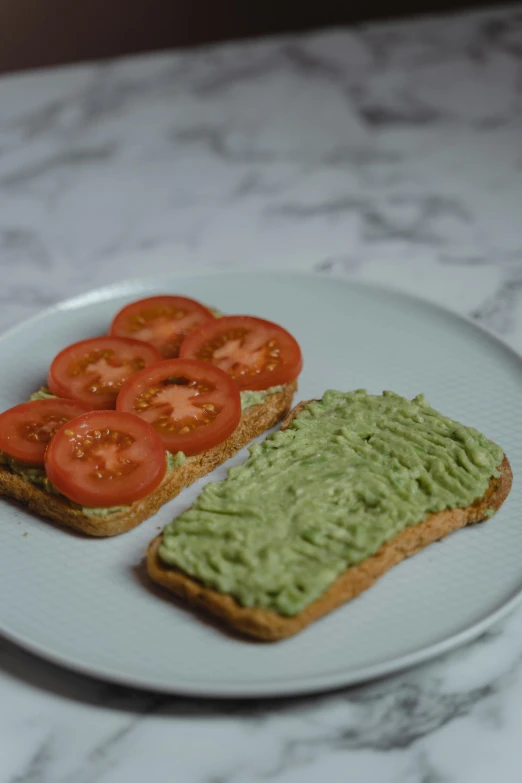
0, 382, 296, 536
0, 297, 302, 536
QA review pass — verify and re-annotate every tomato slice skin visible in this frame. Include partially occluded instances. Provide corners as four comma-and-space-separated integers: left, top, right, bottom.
0, 399, 93, 465
116, 358, 241, 456
179, 315, 303, 391
109, 295, 215, 358
45, 411, 166, 507
48, 337, 162, 410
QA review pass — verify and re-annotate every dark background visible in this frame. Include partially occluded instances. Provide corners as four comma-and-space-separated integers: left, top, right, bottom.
0, 0, 510, 74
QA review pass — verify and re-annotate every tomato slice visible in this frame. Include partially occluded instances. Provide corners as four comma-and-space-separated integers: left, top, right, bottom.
116, 358, 241, 456
0, 399, 93, 466
48, 337, 162, 410
109, 295, 215, 358
179, 315, 303, 391
45, 411, 166, 507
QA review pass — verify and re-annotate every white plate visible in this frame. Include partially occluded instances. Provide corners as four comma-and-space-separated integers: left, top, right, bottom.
1, 271, 521, 698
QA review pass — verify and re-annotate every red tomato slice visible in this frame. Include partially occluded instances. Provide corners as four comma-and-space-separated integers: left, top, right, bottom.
45, 411, 166, 507
109, 295, 215, 358
179, 315, 303, 391
0, 399, 92, 466
48, 337, 162, 410
116, 358, 241, 456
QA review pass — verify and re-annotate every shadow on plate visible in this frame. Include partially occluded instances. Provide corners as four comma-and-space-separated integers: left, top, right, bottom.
130, 557, 263, 646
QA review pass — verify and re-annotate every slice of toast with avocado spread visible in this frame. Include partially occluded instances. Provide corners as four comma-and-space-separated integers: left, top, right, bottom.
0, 382, 296, 537
147, 390, 512, 640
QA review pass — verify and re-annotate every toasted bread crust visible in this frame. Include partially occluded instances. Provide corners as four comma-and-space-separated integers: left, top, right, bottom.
0, 382, 296, 537
146, 400, 513, 641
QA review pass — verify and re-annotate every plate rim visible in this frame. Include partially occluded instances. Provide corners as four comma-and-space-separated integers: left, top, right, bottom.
1, 268, 521, 698
2, 588, 521, 698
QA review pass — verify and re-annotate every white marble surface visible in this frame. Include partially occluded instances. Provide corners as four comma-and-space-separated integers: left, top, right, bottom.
1, 5, 522, 780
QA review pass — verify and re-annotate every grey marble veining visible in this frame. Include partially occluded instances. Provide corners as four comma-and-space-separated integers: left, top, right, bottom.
1, 5, 522, 782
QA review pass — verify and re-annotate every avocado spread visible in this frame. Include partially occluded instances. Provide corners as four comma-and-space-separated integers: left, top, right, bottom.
29, 388, 58, 401
159, 390, 504, 616
240, 386, 284, 410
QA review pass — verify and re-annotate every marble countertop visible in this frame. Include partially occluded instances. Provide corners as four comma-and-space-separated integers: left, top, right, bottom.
1, 5, 522, 781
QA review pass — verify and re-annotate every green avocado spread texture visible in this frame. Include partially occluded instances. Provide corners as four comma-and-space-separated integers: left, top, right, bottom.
159, 390, 504, 616
240, 386, 283, 410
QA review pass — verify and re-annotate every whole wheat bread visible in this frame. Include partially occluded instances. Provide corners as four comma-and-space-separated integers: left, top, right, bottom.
146, 400, 513, 641
0, 382, 296, 537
